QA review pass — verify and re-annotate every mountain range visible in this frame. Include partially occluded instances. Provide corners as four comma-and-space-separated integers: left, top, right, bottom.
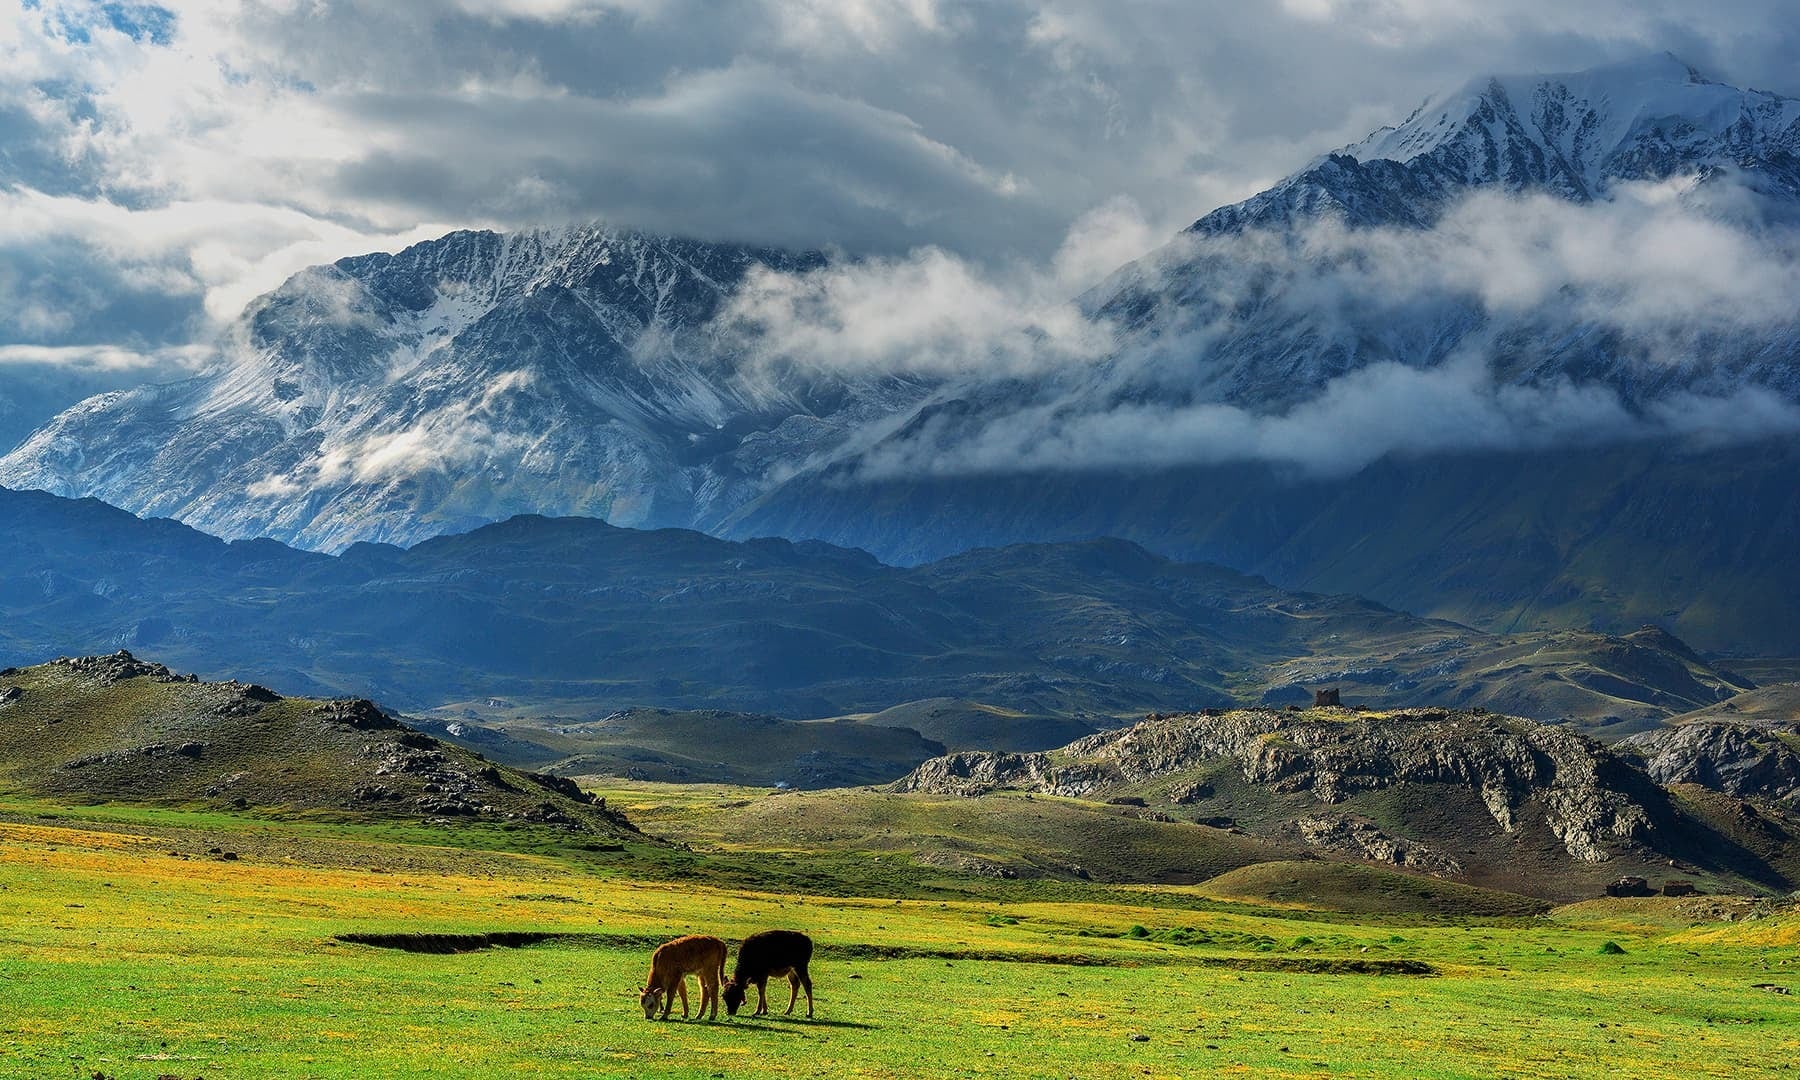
0, 484, 1765, 742
2, 53, 1797, 657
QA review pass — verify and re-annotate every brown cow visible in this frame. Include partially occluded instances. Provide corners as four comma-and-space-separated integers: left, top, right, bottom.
723, 929, 813, 1019
640, 934, 728, 1021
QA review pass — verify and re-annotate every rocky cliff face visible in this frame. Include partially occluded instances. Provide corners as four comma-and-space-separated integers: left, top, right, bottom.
1622, 722, 1800, 806
895, 706, 1800, 897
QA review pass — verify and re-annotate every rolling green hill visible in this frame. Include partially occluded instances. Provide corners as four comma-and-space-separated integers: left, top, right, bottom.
0, 652, 634, 838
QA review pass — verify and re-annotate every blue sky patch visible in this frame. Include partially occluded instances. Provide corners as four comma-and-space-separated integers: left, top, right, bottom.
34, 2, 176, 47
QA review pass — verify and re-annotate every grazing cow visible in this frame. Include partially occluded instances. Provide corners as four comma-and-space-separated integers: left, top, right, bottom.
640, 934, 728, 1021
723, 929, 814, 1019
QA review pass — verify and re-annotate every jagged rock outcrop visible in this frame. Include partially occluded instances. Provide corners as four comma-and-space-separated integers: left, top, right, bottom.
317, 698, 400, 731
1622, 723, 1800, 806
45, 650, 193, 686
896, 708, 1660, 863
1287, 815, 1463, 876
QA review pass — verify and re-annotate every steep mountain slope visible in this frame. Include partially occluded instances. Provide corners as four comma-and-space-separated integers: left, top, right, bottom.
0, 228, 927, 551
0, 652, 635, 836
895, 706, 1800, 901
0, 486, 1750, 729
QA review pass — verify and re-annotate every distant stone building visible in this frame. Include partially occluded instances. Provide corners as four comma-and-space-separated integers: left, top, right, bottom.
1606, 876, 1653, 897
1314, 688, 1342, 708
1662, 880, 1697, 897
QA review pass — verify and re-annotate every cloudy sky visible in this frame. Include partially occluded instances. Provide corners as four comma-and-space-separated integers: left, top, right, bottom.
1, 0, 1797, 439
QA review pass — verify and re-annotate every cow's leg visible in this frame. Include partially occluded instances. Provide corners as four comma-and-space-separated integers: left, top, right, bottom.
676, 976, 690, 1019
784, 971, 800, 1015
755, 978, 769, 1016
798, 965, 814, 1019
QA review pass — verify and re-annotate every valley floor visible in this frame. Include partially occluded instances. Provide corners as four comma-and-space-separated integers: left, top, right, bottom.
1, 799, 1795, 1078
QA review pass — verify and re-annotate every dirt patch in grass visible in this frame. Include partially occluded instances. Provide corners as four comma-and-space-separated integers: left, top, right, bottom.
334, 931, 570, 953
1196, 956, 1436, 975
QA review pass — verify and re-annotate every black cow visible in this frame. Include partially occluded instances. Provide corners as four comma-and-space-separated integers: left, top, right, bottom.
723, 929, 813, 1019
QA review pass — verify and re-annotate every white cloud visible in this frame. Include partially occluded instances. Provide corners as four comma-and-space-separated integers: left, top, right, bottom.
0, 343, 211, 371
0, 185, 451, 345
712, 196, 1191, 381
717, 244, 1117, 380
759, 180, 1800, 479
1322, 181, 1800, 335
258, 370, 540, 495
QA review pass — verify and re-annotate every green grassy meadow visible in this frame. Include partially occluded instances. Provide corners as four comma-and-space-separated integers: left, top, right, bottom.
1, 795, 1796, 1079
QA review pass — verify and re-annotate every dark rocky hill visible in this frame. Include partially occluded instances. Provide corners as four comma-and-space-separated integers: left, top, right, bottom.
1621, 721, 1800, 807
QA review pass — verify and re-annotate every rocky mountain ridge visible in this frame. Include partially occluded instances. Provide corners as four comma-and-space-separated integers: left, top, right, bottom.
4, 55, 1795, 558
1, 56, 1796, 659
895, 705, 1800, 899
719, 57, 1800, 653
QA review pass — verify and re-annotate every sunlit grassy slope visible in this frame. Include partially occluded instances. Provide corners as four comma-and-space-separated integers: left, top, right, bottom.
2, 800, 1794, 1078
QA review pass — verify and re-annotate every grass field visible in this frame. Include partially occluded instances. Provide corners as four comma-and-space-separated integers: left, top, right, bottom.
2, 794, 1796, 1079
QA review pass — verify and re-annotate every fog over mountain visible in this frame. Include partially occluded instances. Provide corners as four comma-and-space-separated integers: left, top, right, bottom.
4, 1, 1800, 434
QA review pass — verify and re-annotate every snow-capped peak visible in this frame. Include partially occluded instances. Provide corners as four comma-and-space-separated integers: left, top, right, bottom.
1187, 53, 1800, 236
1343, 52, 1800, 197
